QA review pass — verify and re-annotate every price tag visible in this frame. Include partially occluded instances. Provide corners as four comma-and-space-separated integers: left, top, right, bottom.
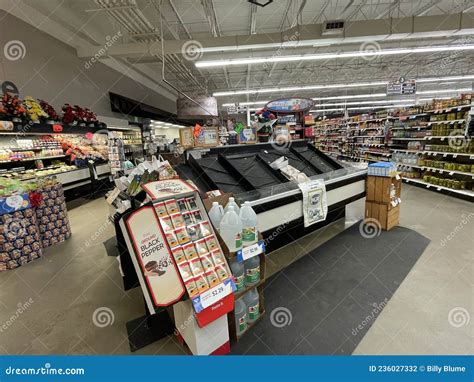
395, 174, 400, 180
192, 279, 234, 313
428, 136, 432, 140
449, 172, 454, 175
437, 187, 441, 191
440, 137, 445, 141
237, 240, 265, 262
470, 155, 474, 160
453, 154, 457, 158
426, 185, 431, 188
106, 187, 121, 204
443, 153, 448, 158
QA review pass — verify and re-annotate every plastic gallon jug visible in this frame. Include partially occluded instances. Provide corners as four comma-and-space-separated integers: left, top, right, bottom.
230, 259, 246, 292
208, 201, 224, 230
219, 206, 242, 252
244, 256, 260, 286
234, 297, 248, 335
239, 201, 258, 246
224, 197, 240, 215
243, 288, 260, 323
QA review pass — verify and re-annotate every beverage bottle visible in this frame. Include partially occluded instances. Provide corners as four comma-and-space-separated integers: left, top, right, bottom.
224, 197, 240, 215
219, 206, 242, 252
229, 259, 246, 292
234, 297, 247, 335
239, 201, 258, 246
208, 201, 224, 230
243, 288, 260, 323
244, 256, 260, 286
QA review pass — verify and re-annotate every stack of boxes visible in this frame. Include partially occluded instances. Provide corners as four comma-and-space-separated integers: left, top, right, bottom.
365, 162, 402, 231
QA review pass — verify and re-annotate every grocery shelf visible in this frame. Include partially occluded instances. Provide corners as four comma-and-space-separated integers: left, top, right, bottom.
427, 119, 466, 125
395, 163, 474, 178
402, 177, 474, 200
0, 155, 66, 163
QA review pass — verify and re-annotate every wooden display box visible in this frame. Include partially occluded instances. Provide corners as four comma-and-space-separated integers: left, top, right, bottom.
365, 202, 400, 231
366, 175, 402, 206
228, 284, 266, 341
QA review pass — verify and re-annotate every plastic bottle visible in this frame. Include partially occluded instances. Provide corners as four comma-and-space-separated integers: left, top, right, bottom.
239, 201, 258, 246
224, 197, 240, 215
234, 297, 248, 335
230, 259, 246, 292
208, 201, 224, 230
243, 288, 260, 323
219, 206, 242, 252
244, 256, 260, 286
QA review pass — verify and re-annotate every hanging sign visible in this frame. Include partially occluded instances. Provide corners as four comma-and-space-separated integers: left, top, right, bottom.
298, 179, 328, 227
265, 98, 314, 113
177, 96, 218, 119
387, 78, 416, 95
120, 206, 185, 313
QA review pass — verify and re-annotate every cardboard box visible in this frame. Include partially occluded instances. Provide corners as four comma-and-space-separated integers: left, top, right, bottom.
366, 175, 402, 206
365, 202, 400, 231
228, 284, 265, 341
173, 299, 230, 355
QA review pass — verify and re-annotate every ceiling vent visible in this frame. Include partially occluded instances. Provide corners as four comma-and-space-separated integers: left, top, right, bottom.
322, 20, 345, 35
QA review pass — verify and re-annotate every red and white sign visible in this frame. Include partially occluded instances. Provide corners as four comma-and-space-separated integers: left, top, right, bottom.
142, 179, 196, 200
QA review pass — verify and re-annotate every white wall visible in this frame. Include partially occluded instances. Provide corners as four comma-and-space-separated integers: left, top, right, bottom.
0, 10, 176, 119
153, 127, 180, 140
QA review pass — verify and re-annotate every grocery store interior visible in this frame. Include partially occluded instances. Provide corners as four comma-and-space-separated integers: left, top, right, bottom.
0, 0, 472, 356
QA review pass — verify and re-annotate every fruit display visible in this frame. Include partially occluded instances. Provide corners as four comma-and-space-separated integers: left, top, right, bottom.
55, 134, 108, 162
23, 96, 48, 122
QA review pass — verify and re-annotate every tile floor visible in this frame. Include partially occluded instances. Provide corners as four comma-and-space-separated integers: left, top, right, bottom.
0, 184, 472, 355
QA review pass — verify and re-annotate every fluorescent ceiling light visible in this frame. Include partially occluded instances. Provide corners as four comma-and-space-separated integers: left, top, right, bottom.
213, 75, 474, 96
196, 45, 474, 68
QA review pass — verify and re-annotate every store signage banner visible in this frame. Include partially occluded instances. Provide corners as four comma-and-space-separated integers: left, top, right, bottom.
298, 179, 328, 227
142, 179, 196, 200
122, 206, 185, 313
387, 79, 416, 95
0, 355, 471, 381
0, 193, 30, 215
265, 98, 314, 113
177, 96, 218, 119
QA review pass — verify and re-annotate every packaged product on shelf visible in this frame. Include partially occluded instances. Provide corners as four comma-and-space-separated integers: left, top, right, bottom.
154, 202, 167, 217
184, 278, 199, 298
165, 199, 179, 214
244, 256, 261, 286
176, 198, 188, 212
194, 238, 208, 255
230, 259, 246, 292
195, 274, 210, 293
224, 197, 240, 215
170, 212, 185, 229
235, 297, 248, 335
175, 227, 190, 245
177, 261, 193, 281
185, 197, 198, 210
165, 230, 179, 248
208, 201, 224, 230
191, 209, 204, 222
199, 221, 212, 237
204, 234, 219, 251
205, 269, 221, 287
240, 201, 258, 246
186, 224, 202, 241
182, 211, 194, 225
199, 253, 215, 272
171, 246, 186, 264
220, 206, 243, 252
159, 216, 173, 231
210, 249, 226, 266
182, 242, 198, 261
215, 263, 230, 282
189, 258, 205, 276
243, 288, 260, 323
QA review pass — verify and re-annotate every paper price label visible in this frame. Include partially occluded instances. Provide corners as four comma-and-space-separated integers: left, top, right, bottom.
237, 240, 265, 262
453, 154, 457, 158
106, 187, 121, 205
449, 172, 454, 176
440, 137, 445, 141
192, 280, 233, 312
443, 154, 448, 158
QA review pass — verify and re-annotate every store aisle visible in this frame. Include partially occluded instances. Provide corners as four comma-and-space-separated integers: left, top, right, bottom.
0, 185, 471, 355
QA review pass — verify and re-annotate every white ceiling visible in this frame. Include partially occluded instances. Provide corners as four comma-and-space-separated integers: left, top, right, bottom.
4, 0, 474, 111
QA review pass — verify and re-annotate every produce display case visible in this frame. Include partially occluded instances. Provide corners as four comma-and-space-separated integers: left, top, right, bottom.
178, 140, 367, 252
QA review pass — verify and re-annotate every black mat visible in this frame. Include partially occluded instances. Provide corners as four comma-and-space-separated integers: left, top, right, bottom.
232, 222, 430, 355
104, 237, 119, 257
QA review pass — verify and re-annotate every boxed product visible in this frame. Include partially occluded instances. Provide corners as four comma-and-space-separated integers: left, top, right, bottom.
366, 174, 402, 206
367, 162, 397, 177
365, 202, 400, 231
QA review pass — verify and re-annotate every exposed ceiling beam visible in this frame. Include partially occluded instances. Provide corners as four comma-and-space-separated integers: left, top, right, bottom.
168, 0, 192, 39
76, 14, 474, 58
415, 0, 442, 16
250, 3, 257, 35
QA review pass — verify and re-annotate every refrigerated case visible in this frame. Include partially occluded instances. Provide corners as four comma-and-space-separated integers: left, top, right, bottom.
178, 140, 367, 252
